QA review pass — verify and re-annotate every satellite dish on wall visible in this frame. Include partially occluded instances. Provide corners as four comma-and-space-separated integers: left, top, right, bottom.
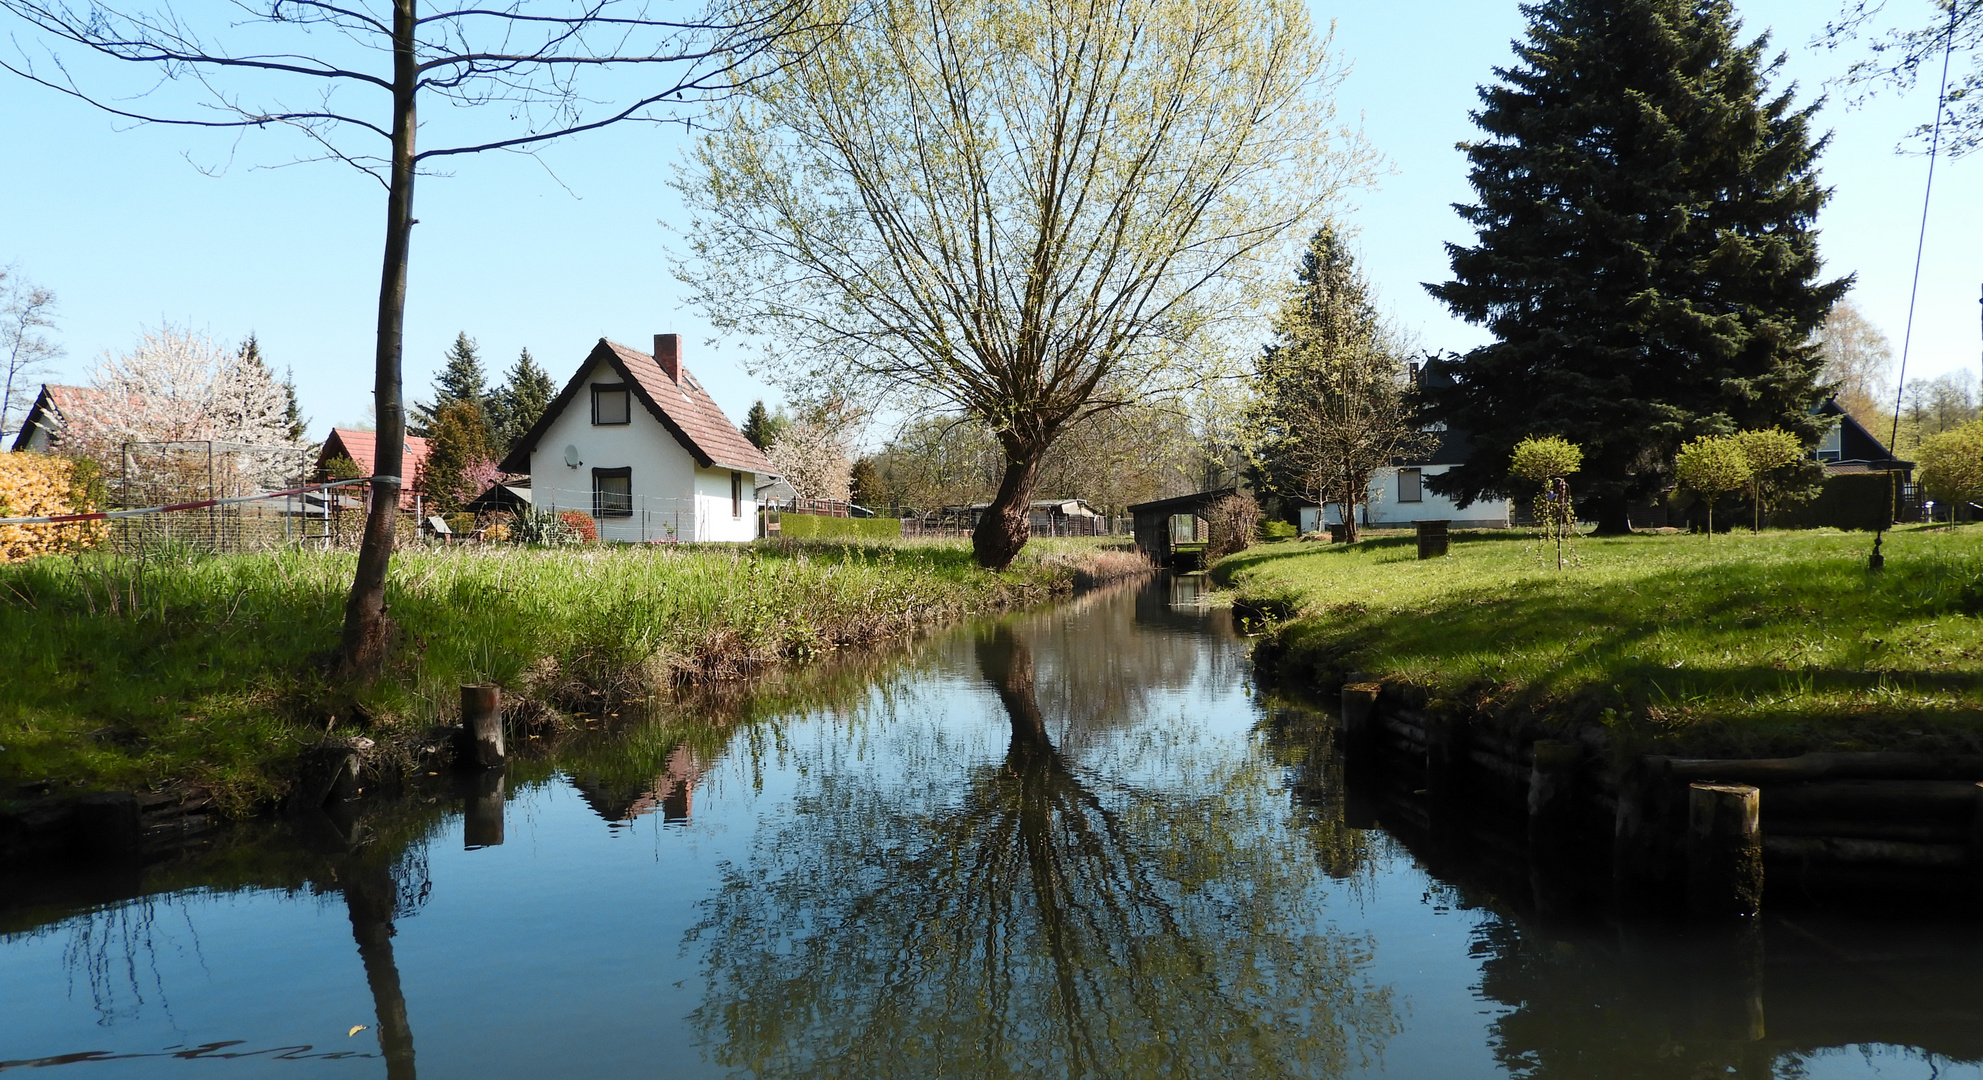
563, 444, 582, 468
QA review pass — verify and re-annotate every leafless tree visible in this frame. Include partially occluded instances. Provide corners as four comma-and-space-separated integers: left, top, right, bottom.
0, 0, 827, 675
1814, 298, 1894, 432
1, 264, 61, 444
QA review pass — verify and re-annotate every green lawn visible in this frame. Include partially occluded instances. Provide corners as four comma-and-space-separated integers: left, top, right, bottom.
1216, 526, 1983, 756
0, 536, 1139, 807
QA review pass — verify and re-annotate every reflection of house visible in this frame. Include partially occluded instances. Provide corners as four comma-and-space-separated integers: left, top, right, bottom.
568, 746, 704, 828
499, 334, 775, 543
315, 428, 432, 510
9, 384, 105, 452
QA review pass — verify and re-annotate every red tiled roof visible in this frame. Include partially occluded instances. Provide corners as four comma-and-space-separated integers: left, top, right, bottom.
499, 338, 775, 475
320, 428, 431, 509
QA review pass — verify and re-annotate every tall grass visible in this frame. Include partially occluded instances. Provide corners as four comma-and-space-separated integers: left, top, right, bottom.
0, 537, 1145, 806
1217, 526, 1983, 755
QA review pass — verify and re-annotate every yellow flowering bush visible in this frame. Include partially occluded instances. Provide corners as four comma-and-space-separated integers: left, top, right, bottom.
0, 452, 101, 561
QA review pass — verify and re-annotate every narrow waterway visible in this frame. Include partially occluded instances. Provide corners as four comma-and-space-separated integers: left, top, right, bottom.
3, 575, 1981, 1078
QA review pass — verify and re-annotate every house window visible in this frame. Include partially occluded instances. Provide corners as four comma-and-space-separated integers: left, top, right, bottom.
1399, 467, 1423, 503
591, 384, 631, 425
1817, 422, 1843, 462
731, 471, 743, 519
593, 467, 632, 518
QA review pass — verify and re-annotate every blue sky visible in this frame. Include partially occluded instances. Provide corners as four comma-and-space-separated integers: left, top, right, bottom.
2, 0, 1976, 442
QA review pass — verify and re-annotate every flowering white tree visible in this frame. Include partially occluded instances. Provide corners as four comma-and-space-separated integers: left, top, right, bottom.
69, 324, 305, 488
766, 411, 855, 502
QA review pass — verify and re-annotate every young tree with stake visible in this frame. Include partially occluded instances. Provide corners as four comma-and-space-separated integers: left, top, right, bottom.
1, 0, 826, 676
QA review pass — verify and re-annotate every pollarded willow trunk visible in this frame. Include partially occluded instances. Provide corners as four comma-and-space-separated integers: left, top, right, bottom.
972, 446, 1043, 571
338, 0, 417, 678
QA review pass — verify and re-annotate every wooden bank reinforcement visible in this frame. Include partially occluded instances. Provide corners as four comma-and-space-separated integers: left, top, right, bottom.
1338, 680, 1983, 916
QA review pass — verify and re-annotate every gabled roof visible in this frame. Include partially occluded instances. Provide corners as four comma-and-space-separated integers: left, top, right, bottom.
318, 428, 432, 509
8, 384, 104, 451
1815, 398, 1913, 471
498, 338, 775, 476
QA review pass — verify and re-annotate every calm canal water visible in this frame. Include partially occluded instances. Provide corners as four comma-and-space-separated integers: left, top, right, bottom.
4, 575, 1981, 1078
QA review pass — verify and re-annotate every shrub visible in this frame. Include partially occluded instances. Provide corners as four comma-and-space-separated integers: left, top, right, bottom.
319, 454, 364, 481
1260, 518, 1297, 541
444, 512, 477, 537
559, 510, 599, 543
0, 453, 100, 562
1204, 493, 1262, 561
776, 512, 903, 540
1917, 420, 1983, 507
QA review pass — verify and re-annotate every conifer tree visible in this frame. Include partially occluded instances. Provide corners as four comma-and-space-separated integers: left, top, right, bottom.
742, 400, 788, 451
1247, 226, 1428, 540
412, 332, 488, 438
281, 365, 310, 446
487, 347, 556, 455
1424, 0, 1848, 532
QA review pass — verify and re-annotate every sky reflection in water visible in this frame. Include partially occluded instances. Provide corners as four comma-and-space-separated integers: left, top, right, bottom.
2, 575, 1980, 1079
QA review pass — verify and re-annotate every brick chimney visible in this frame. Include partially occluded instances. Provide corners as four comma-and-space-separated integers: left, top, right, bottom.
655, 333, 680, 382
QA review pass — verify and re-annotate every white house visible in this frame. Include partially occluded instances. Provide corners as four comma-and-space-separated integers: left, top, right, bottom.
499, 334, 777, 543
1298, 429, 1513, 533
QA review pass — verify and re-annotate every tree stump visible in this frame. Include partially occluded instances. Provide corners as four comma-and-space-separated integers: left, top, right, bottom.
459, 684, 505, 768
1688, 782, 1763, 918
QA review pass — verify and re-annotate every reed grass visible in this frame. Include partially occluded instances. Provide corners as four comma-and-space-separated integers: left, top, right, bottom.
0, 537, 1144, 808
1216, 525, 1983, 755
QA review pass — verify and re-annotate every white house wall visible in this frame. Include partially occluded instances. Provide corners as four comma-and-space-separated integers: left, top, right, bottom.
1305, 465, 1511, 530
526, 357, 764, 542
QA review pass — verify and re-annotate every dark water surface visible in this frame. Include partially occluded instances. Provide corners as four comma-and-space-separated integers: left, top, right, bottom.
4, 576, 1981, 1078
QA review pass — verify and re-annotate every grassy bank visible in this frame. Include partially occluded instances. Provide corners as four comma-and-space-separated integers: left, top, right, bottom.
0, 537, 1148, 809
1217, 526, 1983, 756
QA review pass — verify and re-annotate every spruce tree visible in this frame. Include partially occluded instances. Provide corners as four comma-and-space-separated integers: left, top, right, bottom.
741, 400, 788, 451
1247, 226, 1427, 540
487, 347, 556, 455
412, 331, 488, 437
281, 366, 310, 445
1424, 0, 1848, 532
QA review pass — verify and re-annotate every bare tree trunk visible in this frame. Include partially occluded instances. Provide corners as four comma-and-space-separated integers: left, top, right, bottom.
972, 444, 1041, 571
339, 0, 418, 678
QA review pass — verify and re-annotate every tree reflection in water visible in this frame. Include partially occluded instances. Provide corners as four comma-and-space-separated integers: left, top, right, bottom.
689, 619, 1397, 1078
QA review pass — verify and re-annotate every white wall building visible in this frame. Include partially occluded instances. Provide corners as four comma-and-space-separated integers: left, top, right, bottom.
1296, 432, 1512, 533
500, 334, 777, 543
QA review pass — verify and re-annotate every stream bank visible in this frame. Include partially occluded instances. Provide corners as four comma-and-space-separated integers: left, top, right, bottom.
1224, 527, 1983, 910
0, 536, 1151, 856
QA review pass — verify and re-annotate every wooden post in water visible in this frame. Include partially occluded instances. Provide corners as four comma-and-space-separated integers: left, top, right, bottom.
1688, 782, 1763, 918
1340, 683, 1381, 757
1970, 782, 1983, 896
460, 684, 505, 768
1527, 739, 1581, 854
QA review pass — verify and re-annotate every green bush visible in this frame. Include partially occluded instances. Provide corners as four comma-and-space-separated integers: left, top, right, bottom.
1260, 519, 1297, 541
776, 512, 903, 540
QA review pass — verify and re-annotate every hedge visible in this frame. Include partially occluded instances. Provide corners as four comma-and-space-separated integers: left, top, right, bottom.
774, 512, 904, 540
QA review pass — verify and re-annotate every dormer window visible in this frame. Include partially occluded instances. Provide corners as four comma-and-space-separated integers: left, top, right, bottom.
592, 384, 630, 425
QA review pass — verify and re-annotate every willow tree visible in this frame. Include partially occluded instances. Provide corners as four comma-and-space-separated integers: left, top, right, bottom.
677, 0, 1368, 568
1, 0, 824, 675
